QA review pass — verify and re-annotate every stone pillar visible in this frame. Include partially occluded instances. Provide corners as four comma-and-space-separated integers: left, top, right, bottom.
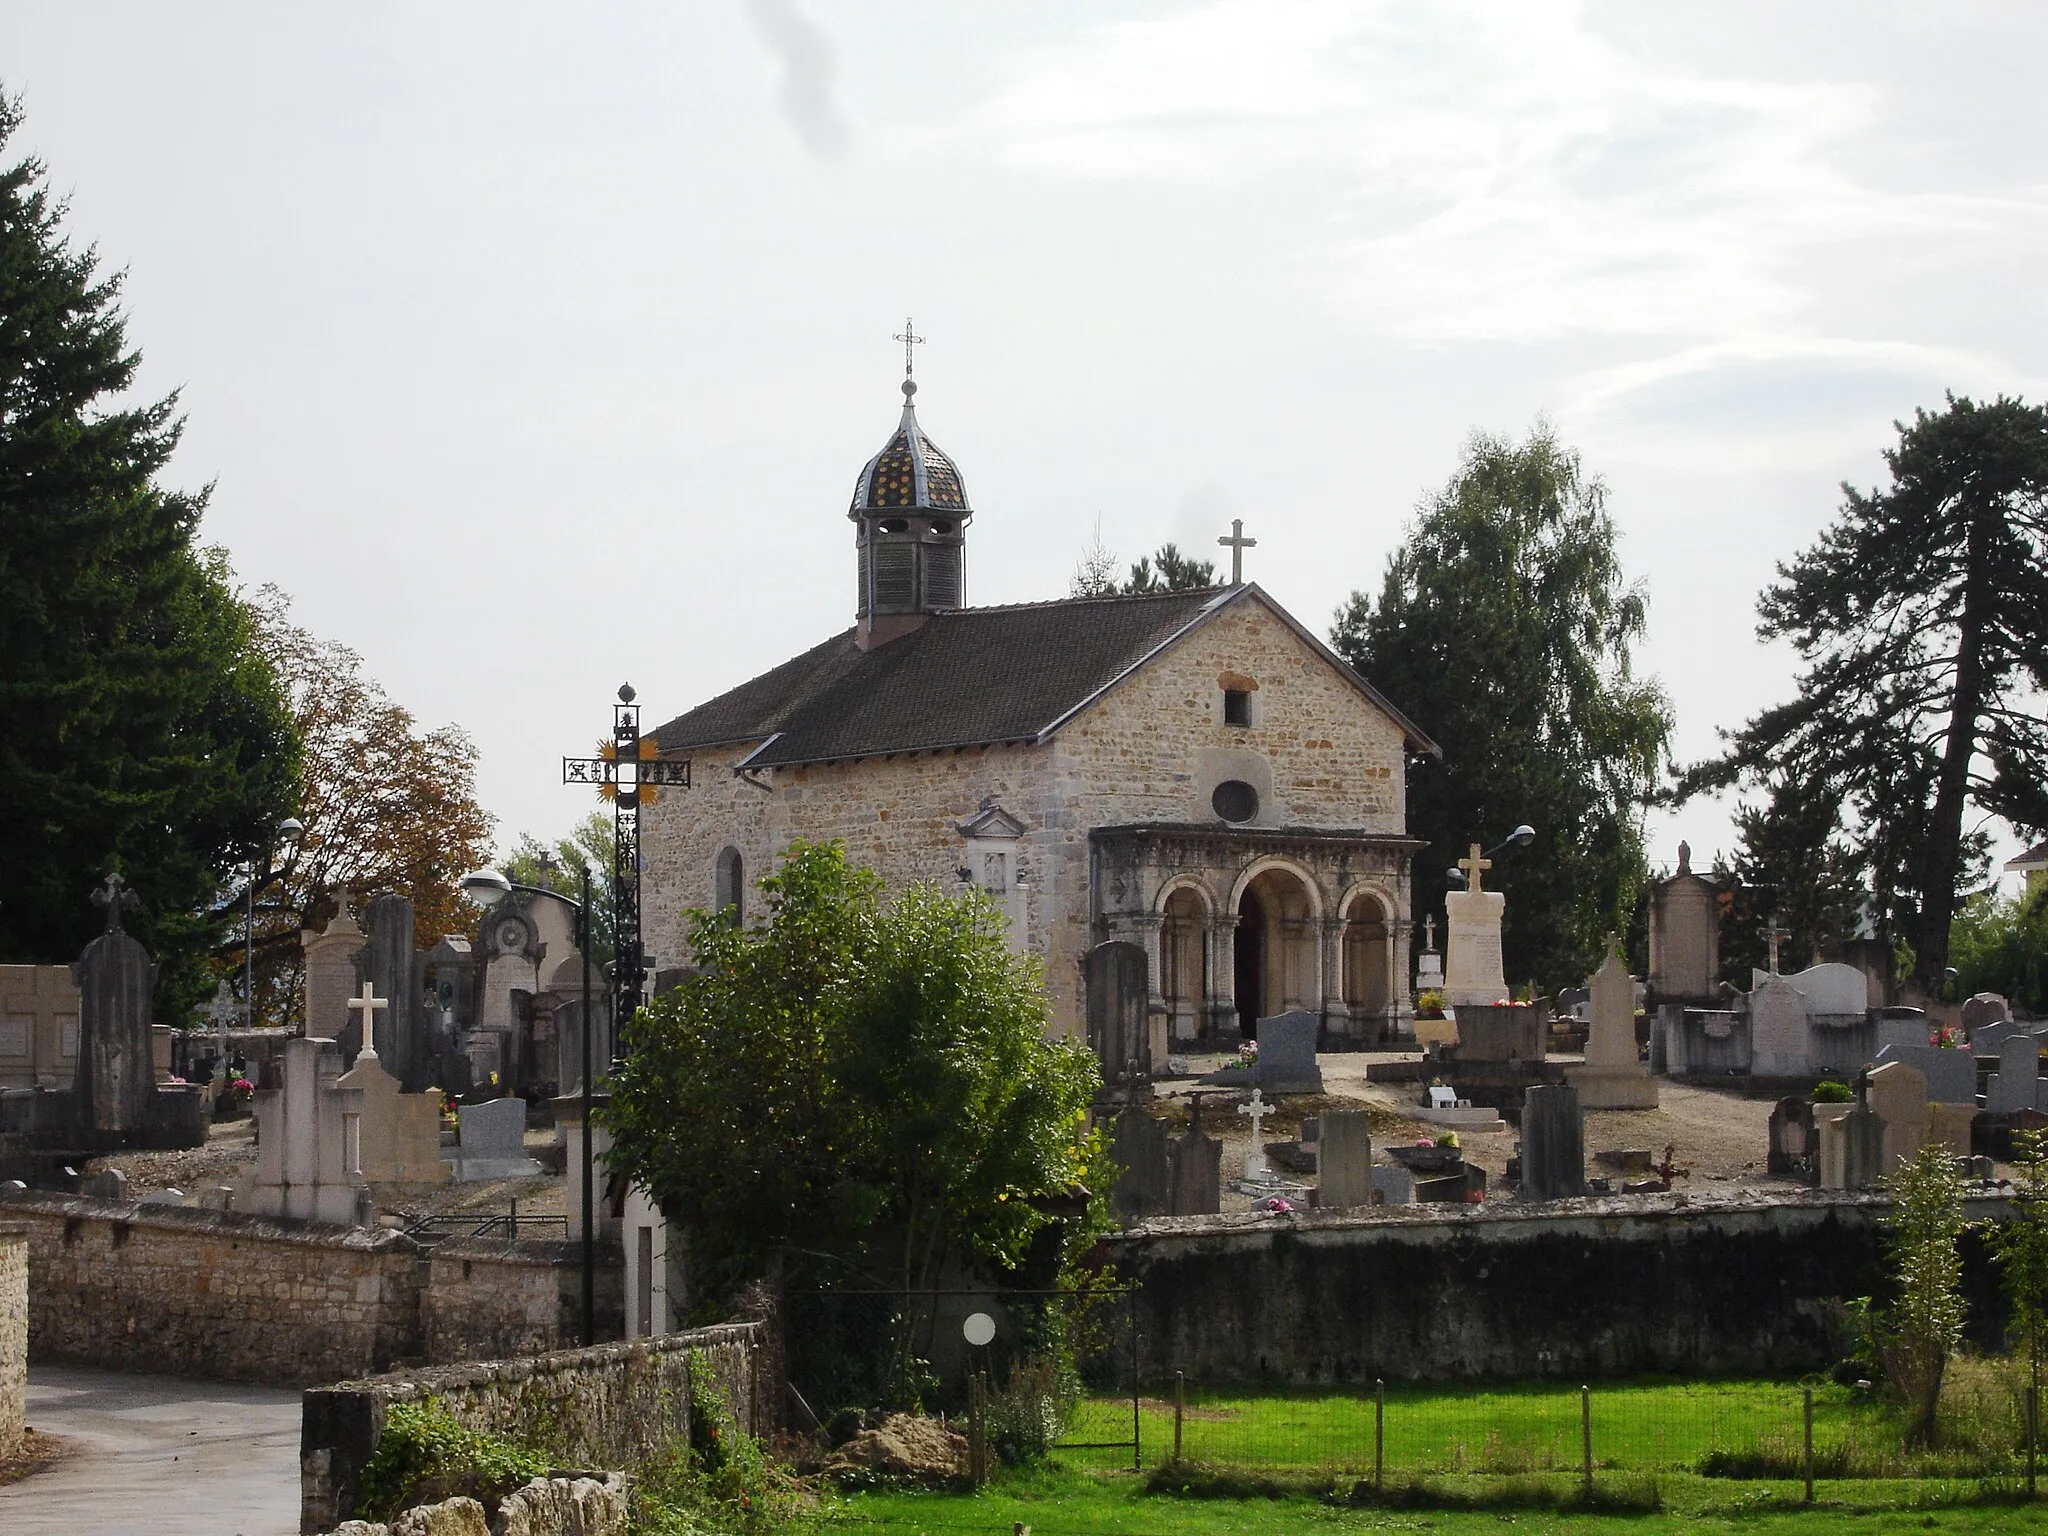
1207, 915, 1240, 1036
0, 1221, 24, 1457
1321, 915, 1347, 1043
302, 910, 366, 1044
1132, 913, 1169, 1069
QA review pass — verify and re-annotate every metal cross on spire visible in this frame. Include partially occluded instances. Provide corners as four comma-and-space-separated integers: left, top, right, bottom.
1217, 518, 1257, 585
894, 317, 925, 379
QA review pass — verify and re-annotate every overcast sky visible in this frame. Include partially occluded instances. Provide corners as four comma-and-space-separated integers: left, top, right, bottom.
6, 3, 2045, 883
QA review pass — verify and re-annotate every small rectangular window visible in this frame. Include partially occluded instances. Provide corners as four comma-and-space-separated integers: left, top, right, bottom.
1223, 688, 1251, 727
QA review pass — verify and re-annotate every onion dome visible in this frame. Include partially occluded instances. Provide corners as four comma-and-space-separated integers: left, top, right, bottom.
849, 379, 972, 517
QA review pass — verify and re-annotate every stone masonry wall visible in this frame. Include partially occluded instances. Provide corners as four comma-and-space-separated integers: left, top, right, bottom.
641, 590, 1413, 1036
422, 1238, 623, 1365
0, 1223, 25, 1455
3, 1192, 420, 1385
1106, 1190, 2012, 1386
302, 1323, 761, 1532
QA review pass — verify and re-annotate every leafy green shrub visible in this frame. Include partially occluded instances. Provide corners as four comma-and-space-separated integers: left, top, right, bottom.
630, 1359, 808, 1536
353, 1398, 547, 1521
1812, 1080, 1854, 1103
983, 1356, 1079, 1466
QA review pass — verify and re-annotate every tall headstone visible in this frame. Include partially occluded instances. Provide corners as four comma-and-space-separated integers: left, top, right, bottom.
1962, 993, 2012, 1038
1991, 1037, 2042, 1115
452, 1097, 541, 1180
1569, 938, 1657, 1109
72, 875, 156, 1140
1085, 940, 1151, 1092
302, 908, 367, 1044
242, 1036, 372, 1226
1518, 1084, 1587, 1201
1767, 1096, 1815, 1178
1109, 1108, 1171, 1224
1256, 1011, 1324, 1093
1442, 844, 1508, 1007
1647, 843, 1719, 1003
357, 892, 425, 1089
1318, 1109, 1373, 1210
1872, 1044, 1977, 1106
1749, 977, 1813, 1078
1166, 1113, 1222, 1216
1867, 1060, 1931, 1175
334, 1046, 449, 1184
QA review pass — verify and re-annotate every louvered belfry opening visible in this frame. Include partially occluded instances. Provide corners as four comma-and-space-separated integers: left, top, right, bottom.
849, 377, 973, 641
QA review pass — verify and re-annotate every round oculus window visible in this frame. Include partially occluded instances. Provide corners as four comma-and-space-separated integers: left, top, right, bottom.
1212, 780, 1259, 823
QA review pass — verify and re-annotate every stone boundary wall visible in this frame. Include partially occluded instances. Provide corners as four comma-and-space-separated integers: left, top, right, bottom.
323, 1473, 628, 1536
0, 1191, 625, 1385
302, 1323, 762, 1533
1105, 1190, 2014, 1385
0, 1222, 25, 1455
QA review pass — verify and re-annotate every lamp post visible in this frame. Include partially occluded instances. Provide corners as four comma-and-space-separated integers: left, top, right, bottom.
462, 863, 597, 1346
236, 816, 304, 1058
1444, 824, 1536, 889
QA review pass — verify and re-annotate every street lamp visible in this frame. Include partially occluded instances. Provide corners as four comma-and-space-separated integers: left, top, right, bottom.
236, 817, 305, 1057
461, 861, 599, 1347
1445, 824, 1536, 888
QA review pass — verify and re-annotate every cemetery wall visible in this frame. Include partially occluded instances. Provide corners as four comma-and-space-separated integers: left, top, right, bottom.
302, 1322, 762, 1533
1109, 1191, 2012, 1385
421, 1237, 623, 1364
0, 1223, 25, 1455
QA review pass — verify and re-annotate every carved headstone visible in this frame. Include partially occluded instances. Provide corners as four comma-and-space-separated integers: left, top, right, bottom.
1443, 844, 1508, 1007
1570, 938, 1657, 1109
1868, 1060, 1931, 1175
1517, 1084, 1587, 1201
1085, 940, 1151, 1090
242, 1036, 372, 1226
302, 909, 366, 1043
1991, 1037, 2042, 1116
1962, 993, 2012, 1038
72, 875, 156, 1139
1647, 847, 1719, 1002
1318, 1109, 1373, 1210
1166, 1117, 1222, 1216
334, 1046, 448, 1184
357, 893, 425, 1088
1749, 977, 1813, 1078
1110, 1108, 1171, 1224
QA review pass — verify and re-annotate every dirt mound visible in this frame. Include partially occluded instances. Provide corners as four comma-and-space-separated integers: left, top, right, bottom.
820, 1414, 967, 1486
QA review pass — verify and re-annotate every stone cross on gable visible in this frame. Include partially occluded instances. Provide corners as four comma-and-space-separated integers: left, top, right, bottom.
347, 980, 388, 1046
90, 872, 140, 934
1762, 915, 1792, 976
1458, 843, 1492, 895
1217, 519, 1257, 586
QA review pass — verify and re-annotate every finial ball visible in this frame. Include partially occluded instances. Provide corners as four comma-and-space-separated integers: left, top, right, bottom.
617, 682, 636, 703
901, 378, 917, 400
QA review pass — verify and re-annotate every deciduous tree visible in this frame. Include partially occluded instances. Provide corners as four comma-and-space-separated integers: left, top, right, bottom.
1331, 425, 1673, 991
1679, 396, 2048, 985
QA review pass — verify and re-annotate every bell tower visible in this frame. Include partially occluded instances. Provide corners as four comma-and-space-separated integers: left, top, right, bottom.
848, 323, 973, 650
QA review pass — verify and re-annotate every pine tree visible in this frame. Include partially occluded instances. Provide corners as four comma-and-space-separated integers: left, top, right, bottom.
1680, 395, 2048, 985
0, 92, 299, 1017
1123, 541, 1216, 593
1331, 425, 1674, 991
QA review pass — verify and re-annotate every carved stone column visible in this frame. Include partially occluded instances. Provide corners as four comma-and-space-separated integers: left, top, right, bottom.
1321, 914, 1348, 1042
1207, 914, 1240, 1037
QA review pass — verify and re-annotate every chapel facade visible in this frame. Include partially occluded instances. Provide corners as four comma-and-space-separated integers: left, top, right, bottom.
640, 372, 1436, 1048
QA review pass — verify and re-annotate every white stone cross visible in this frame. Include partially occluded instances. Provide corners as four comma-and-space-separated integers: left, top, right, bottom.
347, 980, 388, 1044
1240, 1089, 1274, 1180
1422, 915, 1437, 952
1217, 518, 1258, 585
1762, 916, 1792, 976
1457, 843, 1491, 895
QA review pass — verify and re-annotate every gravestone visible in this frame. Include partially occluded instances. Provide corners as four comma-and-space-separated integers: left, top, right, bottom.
1749, 977, 1813, 1078
1767, 1096, 1815, 1178
1647, 844, 1719, 1002
1771, 962, 1871, 1018
1084, 941, 1150, 1094
1873, 1044, 1977, 1106
302, 909, 367, 1043
1517, 1084, 1587, 1201
1238, 1090, 1276, 1182
79, 1168, 129, 1202
1166, 1116, 1222, 1217
135, 1188, 185, 1207
241, 1036, 372, 1226
358, 893, 426, 1088
1256, 1011, 1323, 1094
1570, 938, 1657, 1109
72, 875, 158, 1140
1317, 1109, 1373, 1210
1371, 1164, 1413, 1205
1443, 844, 1509, 1007
452, 1097, 540, 1181
1110, 1108, 1171, 1224
334, 1045, 449, 1183
1975, 1021, 2020, 1057
1868, 1061, 1931, 1175
1871, 1010, 1931, 1058
1963, 993, 2012, 1037
1453, 1004, 1545, 1064
1990, 1037, 2042, 1115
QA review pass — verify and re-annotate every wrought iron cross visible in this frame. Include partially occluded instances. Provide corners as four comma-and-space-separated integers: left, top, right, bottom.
894, 317, 925, 378
563, 684, 693, 1032
91, 872, 139, 933
1217, 518, 1257, 585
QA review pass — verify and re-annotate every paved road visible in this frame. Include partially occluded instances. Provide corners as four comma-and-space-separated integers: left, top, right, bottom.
0, 1364, 301, 1536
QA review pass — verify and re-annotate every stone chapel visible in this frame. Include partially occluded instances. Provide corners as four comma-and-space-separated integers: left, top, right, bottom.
640, 371, 1438, 1048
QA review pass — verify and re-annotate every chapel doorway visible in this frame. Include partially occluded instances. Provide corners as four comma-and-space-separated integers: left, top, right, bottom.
1161, 887, 1207, 1043
1235, 867, 1318, 1033
1343, 892, 1392, 1025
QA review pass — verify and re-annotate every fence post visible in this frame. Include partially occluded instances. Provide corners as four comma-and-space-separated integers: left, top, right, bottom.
1802, 1388, 1814, 1503
1579, 1385, 1592, 1494
2029, 1384, 2039, 1498
968, 1370, 986, 1486
1374, 1378, 1385, 1492
1130, 1289, 1141, 1474
1173, 1370, 1184, 1463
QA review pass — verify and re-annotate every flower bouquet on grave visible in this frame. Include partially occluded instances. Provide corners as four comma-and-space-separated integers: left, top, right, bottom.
1416, 989, 1446, 1019
1930, 1024, 1961, 1049
1238, 1039, 1259, 1069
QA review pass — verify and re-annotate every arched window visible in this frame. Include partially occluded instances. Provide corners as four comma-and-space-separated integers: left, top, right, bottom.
714, 846, 744, 921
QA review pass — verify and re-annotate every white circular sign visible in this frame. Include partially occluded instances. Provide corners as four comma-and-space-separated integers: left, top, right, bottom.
962, 1311, 996, 1347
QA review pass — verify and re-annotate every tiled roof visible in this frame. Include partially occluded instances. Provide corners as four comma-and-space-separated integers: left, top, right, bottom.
849, 384, 970, 515
2007, 837, 2048, 871
653, 585, 1436, 770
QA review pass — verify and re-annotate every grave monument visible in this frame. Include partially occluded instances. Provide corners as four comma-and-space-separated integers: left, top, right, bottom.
1442, 844, 1508, 1007
1568, 937, 1657, 1109
240, 1036, 373, 1226
1518, 1084, 1587, 1201
1317, 1108, 1373, 1210
1084, 940, 1151, 1098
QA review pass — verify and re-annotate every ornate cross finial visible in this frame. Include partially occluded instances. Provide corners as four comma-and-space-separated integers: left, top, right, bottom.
1457, 843, 1492, 895
1762, 914, 1792, 976
1217, 518, 1257, 585
90, 872, 139, 934
894, 317, 925, 379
